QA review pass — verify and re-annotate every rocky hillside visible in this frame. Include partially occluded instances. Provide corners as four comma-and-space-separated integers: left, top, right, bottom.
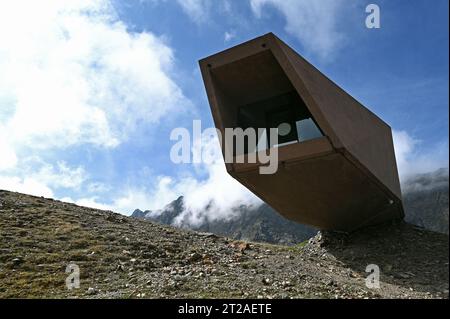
0, 189, 448, 299
133, 169, 449, 244
402, 168, 448, 234
132, 197, 317, 245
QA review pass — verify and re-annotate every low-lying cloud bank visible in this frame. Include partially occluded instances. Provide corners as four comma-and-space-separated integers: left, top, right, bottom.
124, 129, 448, 227
401, 167, 449, 194
393, 130, 449, 183
0, 1, 447, 228
5, 128, 445, 227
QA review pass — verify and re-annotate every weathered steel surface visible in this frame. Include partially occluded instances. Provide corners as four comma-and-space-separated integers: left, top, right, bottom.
199, 33, 404, 231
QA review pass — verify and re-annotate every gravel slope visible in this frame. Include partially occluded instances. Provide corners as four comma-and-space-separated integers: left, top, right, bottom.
0, 189, 448, 299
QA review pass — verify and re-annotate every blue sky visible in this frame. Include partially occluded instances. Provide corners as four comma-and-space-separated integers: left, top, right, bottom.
0, 0, 448, 219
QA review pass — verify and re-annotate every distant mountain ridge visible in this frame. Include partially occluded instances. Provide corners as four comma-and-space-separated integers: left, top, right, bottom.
132, 168, 449, 244
132, 198, 317, 245
402, 168, 448, 234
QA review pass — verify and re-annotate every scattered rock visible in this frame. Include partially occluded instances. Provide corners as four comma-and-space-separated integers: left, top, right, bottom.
12, 257, 23, 265
86, 287, 97, 295
229, 241, 250, 253
188, 252, 202, 263
0, 190, 447, 299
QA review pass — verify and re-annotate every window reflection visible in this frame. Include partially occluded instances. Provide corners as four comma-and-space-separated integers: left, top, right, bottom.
237, 91, 323, 154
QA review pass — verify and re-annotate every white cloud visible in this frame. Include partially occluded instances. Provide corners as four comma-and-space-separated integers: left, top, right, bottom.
0, 160, 87, 198
221, 0, 232, 14
0, 0, 187, 157
121, 130, 448, 223
121, 133, 261, 221
250, 0, 346, 60
61, 132, 261, 219
401, 168, 448, 194
0, 0, 445, 226
59, 178, 183, 215
86, 182, 111, 194
113, 178, 181, 214
0, 176, 54, 198
31, 161, 88, 190
393, 130, 448, 182
28, 129, 447, 221
61, 196, 112, 211
176, 0, 210, 23
0, 0, 191, 201
0, 133, 17, 171
175, 159, 261, 227
224, 31, 235, 42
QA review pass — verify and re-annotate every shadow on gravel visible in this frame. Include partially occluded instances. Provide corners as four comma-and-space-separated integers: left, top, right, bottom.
314, 221, 449, 296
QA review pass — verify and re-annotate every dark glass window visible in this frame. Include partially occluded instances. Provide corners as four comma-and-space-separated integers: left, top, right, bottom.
237, 91, 323, 154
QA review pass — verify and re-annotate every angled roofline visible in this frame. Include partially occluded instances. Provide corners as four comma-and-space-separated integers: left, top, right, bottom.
199, 32, 402, 201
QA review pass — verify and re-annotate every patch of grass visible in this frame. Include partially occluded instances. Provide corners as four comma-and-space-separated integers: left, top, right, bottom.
296, 240, 309, 249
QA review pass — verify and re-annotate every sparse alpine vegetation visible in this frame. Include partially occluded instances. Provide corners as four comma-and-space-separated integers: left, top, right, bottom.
0, 189, 448, 299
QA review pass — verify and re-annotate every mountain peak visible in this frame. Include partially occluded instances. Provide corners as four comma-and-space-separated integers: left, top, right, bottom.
131, 209, 145, 218
134, 169, 449, 239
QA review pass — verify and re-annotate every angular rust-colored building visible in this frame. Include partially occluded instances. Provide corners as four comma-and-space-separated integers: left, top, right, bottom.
199, 33, 404, 232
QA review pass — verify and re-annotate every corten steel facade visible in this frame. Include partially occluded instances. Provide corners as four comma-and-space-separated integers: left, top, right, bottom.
199, 33, 404, 232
